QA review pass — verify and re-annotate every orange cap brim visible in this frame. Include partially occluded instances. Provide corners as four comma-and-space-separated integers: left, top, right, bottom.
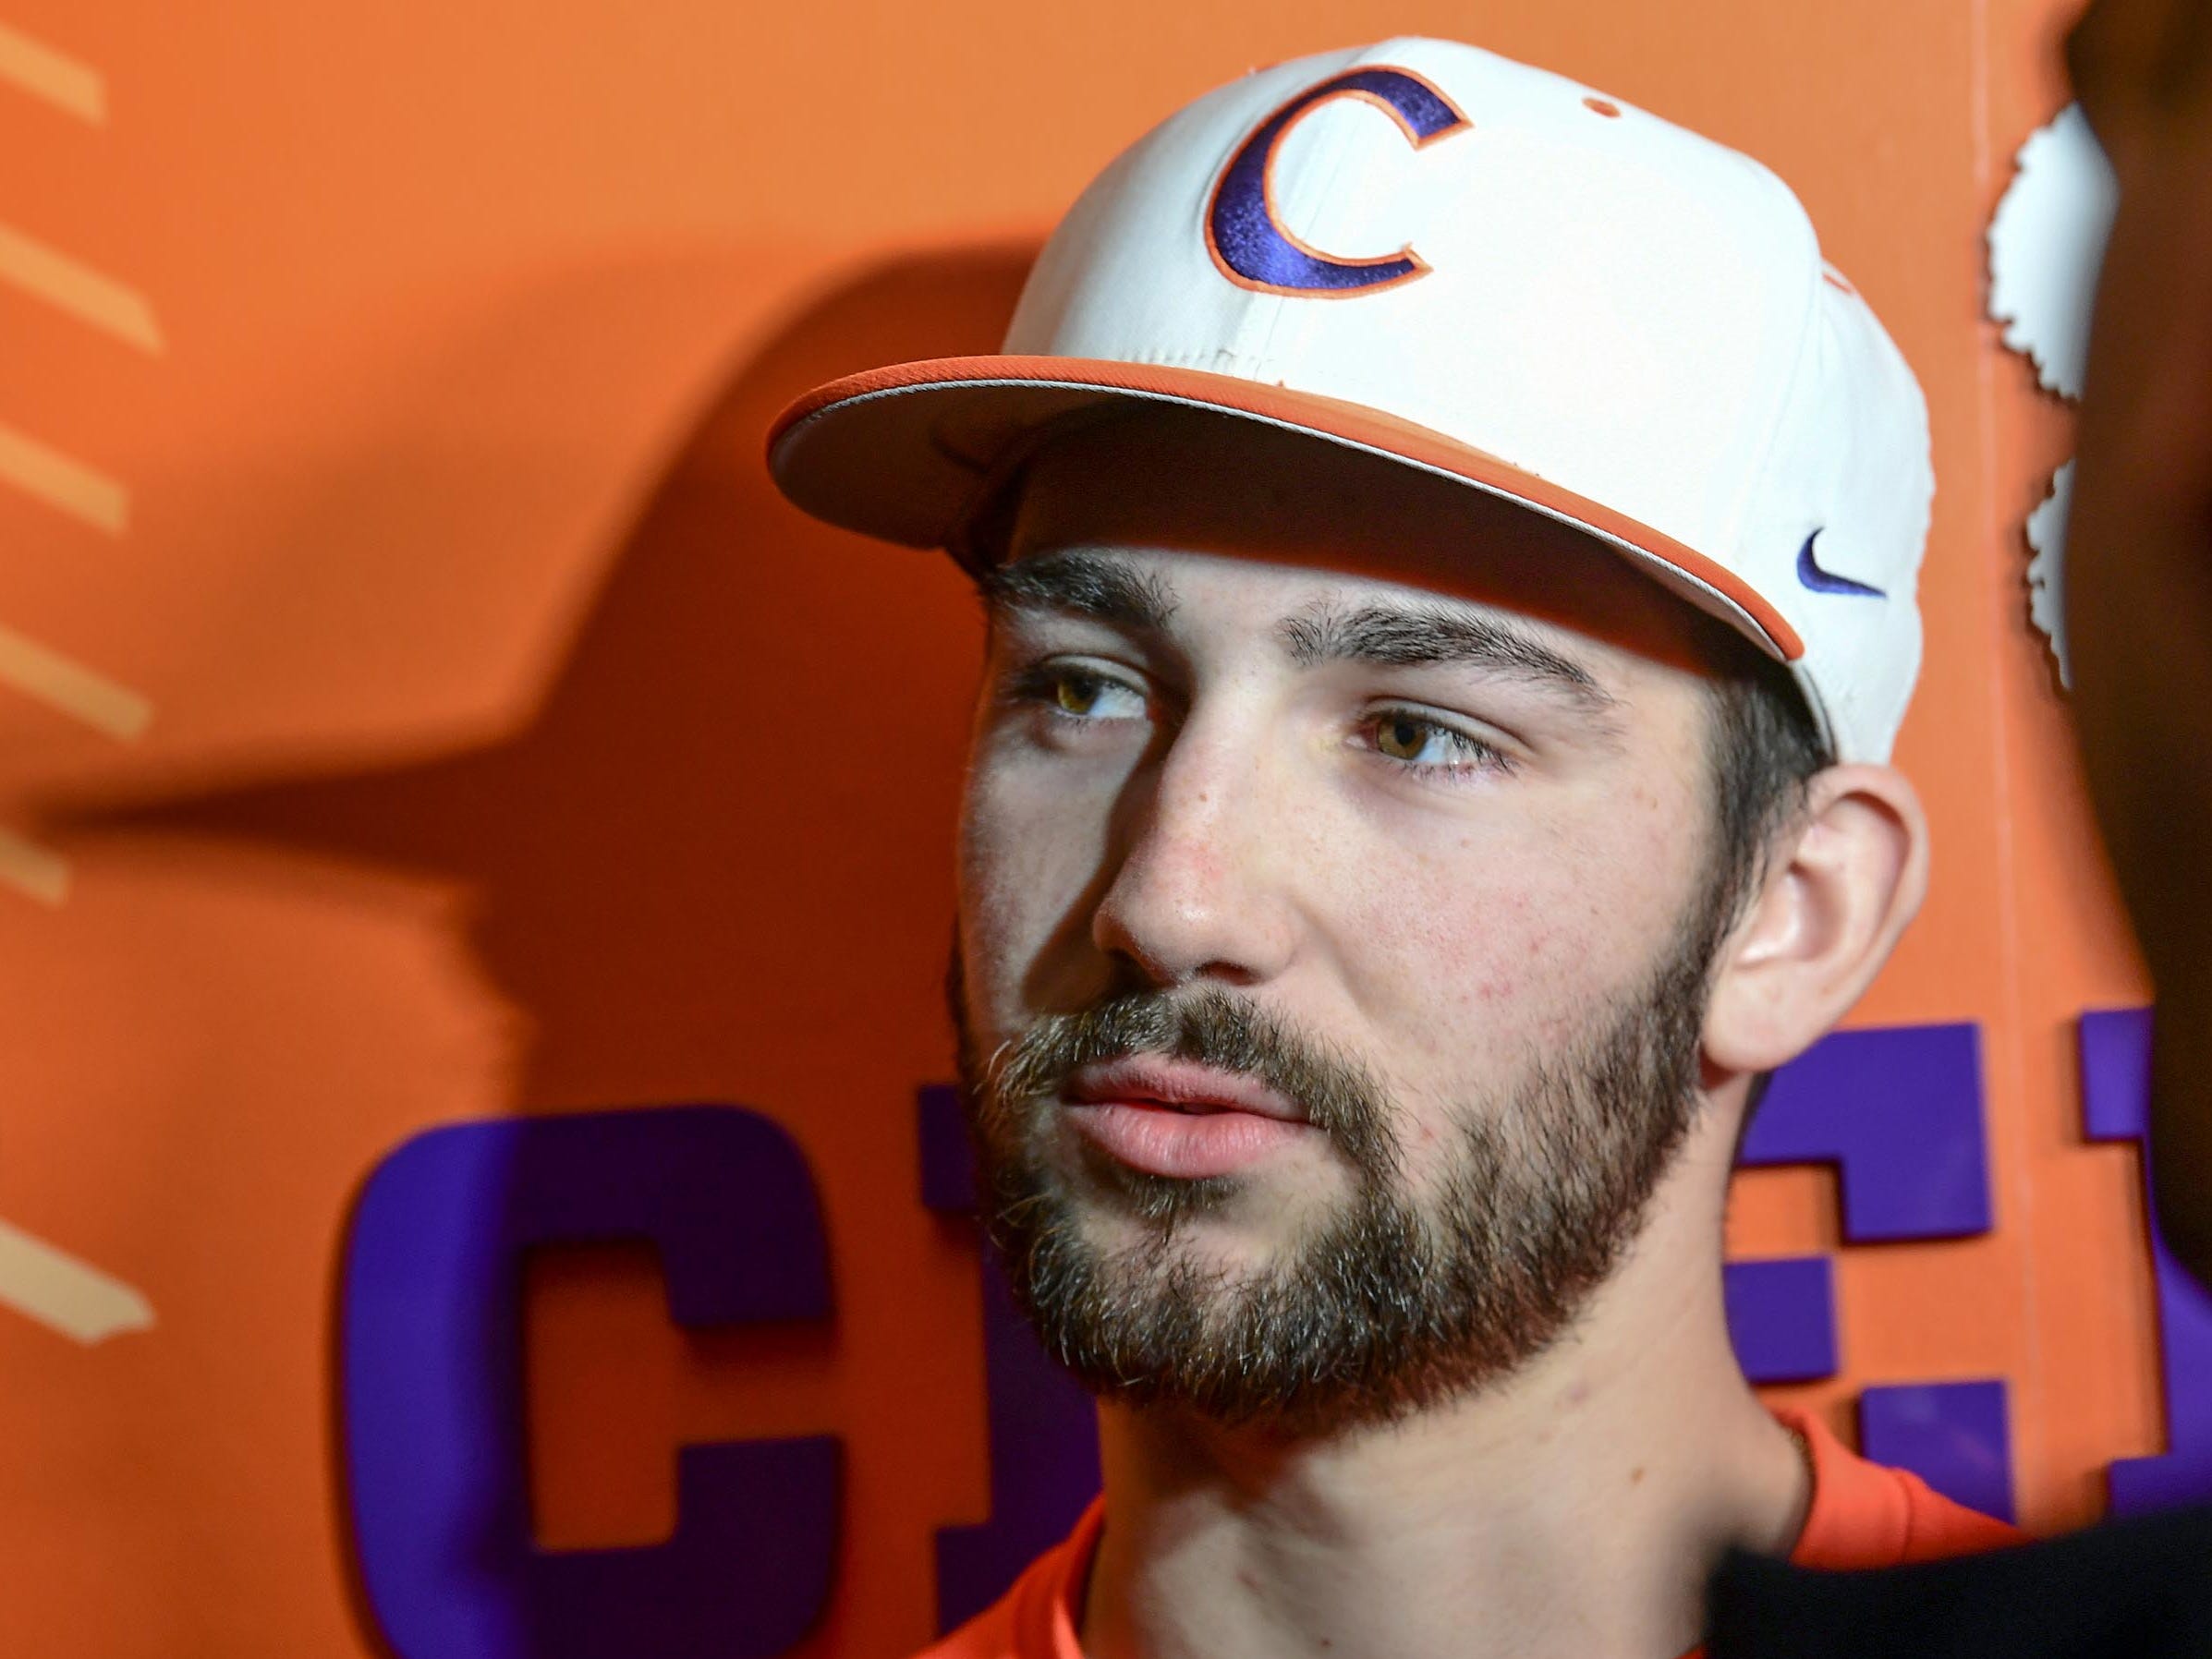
765, 355, 1804, 661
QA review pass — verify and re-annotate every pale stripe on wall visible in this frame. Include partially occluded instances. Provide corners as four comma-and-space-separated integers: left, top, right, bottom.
0, 830, 69, 905
0, 222, 164, 352
0, 615, 152, 740
0, 21, 103, 124
0, 418, 128, 535
0, 1217, 152, 1343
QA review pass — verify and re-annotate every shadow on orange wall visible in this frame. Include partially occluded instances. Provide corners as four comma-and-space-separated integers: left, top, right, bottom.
44, 244, 1039, 1657
59, 241, 1031, 1105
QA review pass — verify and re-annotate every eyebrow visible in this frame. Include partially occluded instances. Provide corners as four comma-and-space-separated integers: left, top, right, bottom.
1281, 599, 1619, 715
979, 549, 1178, 635
982, 551, 1618, 721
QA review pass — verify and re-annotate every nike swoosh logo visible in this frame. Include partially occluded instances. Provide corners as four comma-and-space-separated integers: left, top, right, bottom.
1796, 529, 1885, 598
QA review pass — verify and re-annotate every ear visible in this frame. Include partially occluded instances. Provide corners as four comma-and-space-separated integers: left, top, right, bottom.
1702, 764, 1930, 1074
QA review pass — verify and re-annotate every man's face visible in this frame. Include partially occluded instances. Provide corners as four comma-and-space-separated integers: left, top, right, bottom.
953, 416, 1744, 1427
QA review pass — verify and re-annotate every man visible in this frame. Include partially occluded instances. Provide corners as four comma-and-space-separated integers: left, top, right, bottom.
769, 38, 2015, 1659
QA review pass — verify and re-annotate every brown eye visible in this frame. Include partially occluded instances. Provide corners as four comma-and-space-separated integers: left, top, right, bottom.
1377, 714, 1432, 761
1367, 710, 1508, 778
1031, 667, 1144, 722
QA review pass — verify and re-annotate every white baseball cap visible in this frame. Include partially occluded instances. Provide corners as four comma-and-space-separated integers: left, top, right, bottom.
768, 37, 1931, 762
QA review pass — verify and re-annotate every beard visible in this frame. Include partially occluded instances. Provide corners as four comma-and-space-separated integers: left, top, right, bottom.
952, 904, 1721, 1433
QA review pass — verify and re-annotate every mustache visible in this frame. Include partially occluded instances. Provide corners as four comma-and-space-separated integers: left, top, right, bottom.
981, 987, 1405, 1181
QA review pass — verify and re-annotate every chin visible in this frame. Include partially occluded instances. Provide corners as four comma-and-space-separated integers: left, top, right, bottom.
1066, 1164, 1324, 1262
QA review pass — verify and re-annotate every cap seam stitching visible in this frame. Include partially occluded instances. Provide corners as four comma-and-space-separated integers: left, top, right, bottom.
1732, 231, 1825, 557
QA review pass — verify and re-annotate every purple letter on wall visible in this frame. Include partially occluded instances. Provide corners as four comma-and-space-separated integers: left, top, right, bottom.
1729, 1023, 2013, 1520
341, 1106, 839, 1659
1860, 1380, 2015, 1523
2082, 1009, 2212, 1513
1740, 1023, 1992, 1241
1727, 1023, 1998, 1387
918, 1085, 1102, 1635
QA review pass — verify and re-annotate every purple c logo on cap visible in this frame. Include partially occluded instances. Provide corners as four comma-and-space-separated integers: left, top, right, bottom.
1206, 67, 1471, 297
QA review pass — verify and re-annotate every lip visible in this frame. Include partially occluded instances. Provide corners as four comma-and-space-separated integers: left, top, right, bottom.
1066, 1058, 1307, 1121
1062, 1058, 1315, 1180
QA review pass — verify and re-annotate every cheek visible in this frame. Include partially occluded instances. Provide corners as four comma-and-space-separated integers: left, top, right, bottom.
1328, 779, 1703, 1074
955, 746, 1117, 1023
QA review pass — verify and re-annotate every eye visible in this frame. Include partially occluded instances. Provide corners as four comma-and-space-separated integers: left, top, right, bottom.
1374, 712, 1437, 762
1016, 663, 1149, 723
1365, 708, 1511, 778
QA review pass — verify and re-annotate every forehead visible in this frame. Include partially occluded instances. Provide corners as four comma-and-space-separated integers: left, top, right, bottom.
1002, 410, 1726, 683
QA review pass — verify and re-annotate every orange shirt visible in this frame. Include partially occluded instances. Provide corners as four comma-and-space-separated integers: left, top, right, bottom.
917, 1408, 2023, 1659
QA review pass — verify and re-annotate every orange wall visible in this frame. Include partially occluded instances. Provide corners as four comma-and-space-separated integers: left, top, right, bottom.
0, 0, 2159, 1654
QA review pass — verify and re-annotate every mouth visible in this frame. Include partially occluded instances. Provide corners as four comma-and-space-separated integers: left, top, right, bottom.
1061, 1057, 1316, 1180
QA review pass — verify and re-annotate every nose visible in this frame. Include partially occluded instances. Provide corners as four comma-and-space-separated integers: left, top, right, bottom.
1090, 713, 1302, 989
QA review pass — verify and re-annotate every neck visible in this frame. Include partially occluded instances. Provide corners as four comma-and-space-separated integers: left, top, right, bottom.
1078, 1117, 1808, 1659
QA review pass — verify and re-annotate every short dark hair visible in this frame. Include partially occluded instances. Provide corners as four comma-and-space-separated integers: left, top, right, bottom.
1691, 626, 1835, 1122
1696, 622, 1835, 938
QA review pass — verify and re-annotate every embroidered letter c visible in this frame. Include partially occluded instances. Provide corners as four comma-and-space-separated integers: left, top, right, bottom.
1206, 67, 1471, 297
